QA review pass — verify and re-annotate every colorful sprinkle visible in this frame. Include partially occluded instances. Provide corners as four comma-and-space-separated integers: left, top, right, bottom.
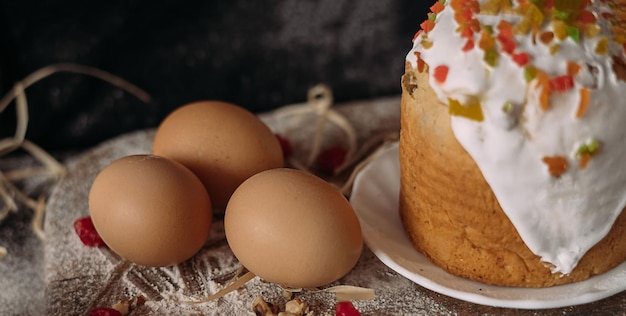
576, 139, 601, 169
433, 65, 450, 84
576, 88, 591, 119
448, 98, 485, 122
549, 75, 575, 93
542, 156, 569, 178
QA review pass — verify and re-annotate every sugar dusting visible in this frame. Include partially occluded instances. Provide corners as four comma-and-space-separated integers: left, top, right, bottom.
41, 97, 503, 315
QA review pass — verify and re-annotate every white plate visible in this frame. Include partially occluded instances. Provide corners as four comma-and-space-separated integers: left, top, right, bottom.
349, 141, 626, 309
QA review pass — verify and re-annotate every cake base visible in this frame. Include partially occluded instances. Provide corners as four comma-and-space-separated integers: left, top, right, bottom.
399, 65, 626, 287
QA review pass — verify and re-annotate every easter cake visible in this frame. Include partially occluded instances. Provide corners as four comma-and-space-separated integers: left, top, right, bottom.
399, 0, 626, 287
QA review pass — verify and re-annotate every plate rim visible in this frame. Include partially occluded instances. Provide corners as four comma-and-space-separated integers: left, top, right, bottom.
349, 141, 626, 309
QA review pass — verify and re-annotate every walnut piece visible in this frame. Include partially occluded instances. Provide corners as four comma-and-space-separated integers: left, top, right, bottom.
252, 296, 312, 316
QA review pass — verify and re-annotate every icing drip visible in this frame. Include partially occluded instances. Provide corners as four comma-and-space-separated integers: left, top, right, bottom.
406, 0, 626, 274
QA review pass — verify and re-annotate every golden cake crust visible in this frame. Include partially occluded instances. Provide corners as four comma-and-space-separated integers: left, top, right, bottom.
399, 64, 626, 287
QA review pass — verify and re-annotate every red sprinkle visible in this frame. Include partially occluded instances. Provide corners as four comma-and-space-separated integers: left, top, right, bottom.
412, 30, 423, 42
549, 75, 575, 92
317, 146, 347, 175
74, 216, 106, 248
462, 39, 475, 51
336, 301, 362, 316
275, 134, 293, 159
88, 307, 122, 316
512, 52, 531, 66
433, 65, 449, 84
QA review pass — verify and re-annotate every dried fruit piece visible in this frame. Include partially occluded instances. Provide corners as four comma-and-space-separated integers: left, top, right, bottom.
539, 31, 555, 44
579, 152, 592, 170
542, 156, 569, 178
317, 146, 347, 174
549, 75, 575, 92
88, 307, 122, 316
336, 301, 362, 316
433, 65, 449, 84
576, 88, 591, 119
576, 139, 601, 157
74, 216, 106, 248
512, 52, 531, 66
448, 98, 485, 122
576, 139, 601, 170
612, 56, 626, 82
567, 61, 581, 76
421, 19, 436, 33
595, 37, 609, 55
535, 72, 551, 111
430, 1, 445, 14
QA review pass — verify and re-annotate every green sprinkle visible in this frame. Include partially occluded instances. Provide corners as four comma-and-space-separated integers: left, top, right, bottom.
576, 139, 601, 157
554, 10, 571, 21
502, 102, 514, 113
484, 49, 499, 67
566, 26, 580, 42
428, 13, 437, 21
587, 139, 601, 153
524, 67, 537, 82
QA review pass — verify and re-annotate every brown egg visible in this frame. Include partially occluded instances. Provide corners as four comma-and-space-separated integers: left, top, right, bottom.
152, 101, 284, 210
88, 155, 212, 267
224, 168, 363, 288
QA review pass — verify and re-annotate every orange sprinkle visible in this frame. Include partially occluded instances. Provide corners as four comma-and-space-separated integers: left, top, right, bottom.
567, 61, 581, 76
542, 156, 569, 178
421, 20, 436, 33
431, 1, 445, 14
479, 30, 496, 50
536, 72, 551, 111
433, 65, 449, 84
579, 152, 591, 170
576, 88, 591, 119
497, 21, 516, 54
415, 52, 427, 73
539, 31, 555, 44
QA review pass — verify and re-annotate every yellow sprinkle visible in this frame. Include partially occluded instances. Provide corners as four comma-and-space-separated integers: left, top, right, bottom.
553, 20, 568, 40
550, 44, 561, 55
421, 39, 434, 49
595, 37, 609, 55
448, 98, 485, 122
584, 24, 601, 38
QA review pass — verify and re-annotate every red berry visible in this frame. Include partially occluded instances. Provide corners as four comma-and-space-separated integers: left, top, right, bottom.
74, 216, 106, 248
88, 307, 122, 316
317, 146, 347, 174
275, 134, 293, 159
336, 301, 362, 316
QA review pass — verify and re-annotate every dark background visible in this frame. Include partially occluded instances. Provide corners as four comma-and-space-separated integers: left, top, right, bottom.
0, 0, 430, 150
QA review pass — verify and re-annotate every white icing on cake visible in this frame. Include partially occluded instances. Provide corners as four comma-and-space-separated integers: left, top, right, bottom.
406, 0, 626, 274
